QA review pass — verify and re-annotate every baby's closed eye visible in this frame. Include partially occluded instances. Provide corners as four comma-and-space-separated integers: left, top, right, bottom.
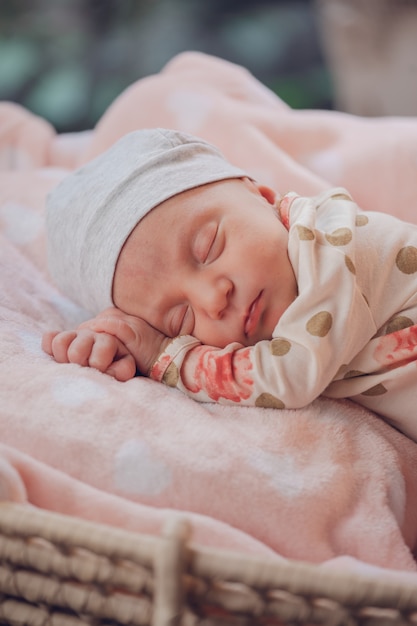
168, 305, 194, 337
193, 221, 222, 264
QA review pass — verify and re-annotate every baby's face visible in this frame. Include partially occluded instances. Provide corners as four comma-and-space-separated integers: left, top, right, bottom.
113, 178, 297, 348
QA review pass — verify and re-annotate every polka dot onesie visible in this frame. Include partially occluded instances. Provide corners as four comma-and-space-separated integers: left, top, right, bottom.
151, 188, 417, 441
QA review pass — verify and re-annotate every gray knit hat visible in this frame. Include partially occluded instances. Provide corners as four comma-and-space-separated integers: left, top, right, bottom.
46, 128, 246, 314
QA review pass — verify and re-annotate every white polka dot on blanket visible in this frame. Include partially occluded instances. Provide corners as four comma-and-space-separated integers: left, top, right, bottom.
166, 89, 213, 133
0, 202, 43, 244
114, 439, 172, 496
248, 449, 337, 498
51, 375, 107, 407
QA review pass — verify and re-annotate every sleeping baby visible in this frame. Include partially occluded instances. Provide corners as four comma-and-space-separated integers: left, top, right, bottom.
43, 129, 417, 441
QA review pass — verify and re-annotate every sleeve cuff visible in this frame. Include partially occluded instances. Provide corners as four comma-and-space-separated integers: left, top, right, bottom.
149, 335, 201, 381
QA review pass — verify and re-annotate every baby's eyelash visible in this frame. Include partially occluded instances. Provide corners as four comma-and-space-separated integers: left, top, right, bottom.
169, 305, 194, 337
169, 306, 186, 336
179, 307, 194, 335
194, 222, 218, 263
205, 226, 219, 262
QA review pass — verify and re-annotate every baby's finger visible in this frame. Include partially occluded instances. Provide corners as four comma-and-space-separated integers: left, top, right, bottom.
106, 354, 137, 382
88, 333, 121, 372
78, 307, 124, 331
66, 331, 95, 366
50, 331, 79, 363
41, 331, 60, 355
87, 317, 138, 350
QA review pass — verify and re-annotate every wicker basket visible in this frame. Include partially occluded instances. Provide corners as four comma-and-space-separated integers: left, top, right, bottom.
0, 503, 416, 625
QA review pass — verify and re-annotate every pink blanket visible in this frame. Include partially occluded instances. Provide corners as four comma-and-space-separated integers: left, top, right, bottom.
2, 52, 417, 582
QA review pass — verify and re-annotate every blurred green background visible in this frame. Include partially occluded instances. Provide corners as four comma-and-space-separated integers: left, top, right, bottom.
0, 0, 332, 132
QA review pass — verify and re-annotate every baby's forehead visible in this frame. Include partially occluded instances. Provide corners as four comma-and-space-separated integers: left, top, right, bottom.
121, 178, 241, 260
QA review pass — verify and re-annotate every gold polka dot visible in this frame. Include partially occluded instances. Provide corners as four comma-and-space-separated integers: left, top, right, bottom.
385, 316, 414, 334
163, 362, 179, 387
306, 311, 333, 337
296, 225, 315, 241
255, 393, 285, 409
325, 228, 352, 246
270, 338, 291, 356
343, 370, 364, 379
395, 246, 417, 274
361, 384, 388, 397
355, 214, 369, 227
345, 255, 356, 274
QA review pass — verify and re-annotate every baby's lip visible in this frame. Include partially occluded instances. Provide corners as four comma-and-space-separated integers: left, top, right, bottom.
244, 291, 263, 338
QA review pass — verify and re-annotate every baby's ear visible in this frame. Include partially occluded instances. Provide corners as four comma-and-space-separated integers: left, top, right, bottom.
253, 182, 279, 207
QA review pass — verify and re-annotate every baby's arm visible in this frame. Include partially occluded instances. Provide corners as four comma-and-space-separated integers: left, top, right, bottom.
80, 311, 353, 409
68, 278, 374, 409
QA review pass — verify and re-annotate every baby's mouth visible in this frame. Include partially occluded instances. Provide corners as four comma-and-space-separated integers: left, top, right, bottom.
244, 291, 263, 338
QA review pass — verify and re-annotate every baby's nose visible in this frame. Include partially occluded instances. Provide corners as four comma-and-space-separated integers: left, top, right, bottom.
198, 276, 233, 320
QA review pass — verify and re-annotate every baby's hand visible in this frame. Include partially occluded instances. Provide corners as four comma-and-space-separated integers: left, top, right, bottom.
78, 307, 170, 375
42, 327, 136, 382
